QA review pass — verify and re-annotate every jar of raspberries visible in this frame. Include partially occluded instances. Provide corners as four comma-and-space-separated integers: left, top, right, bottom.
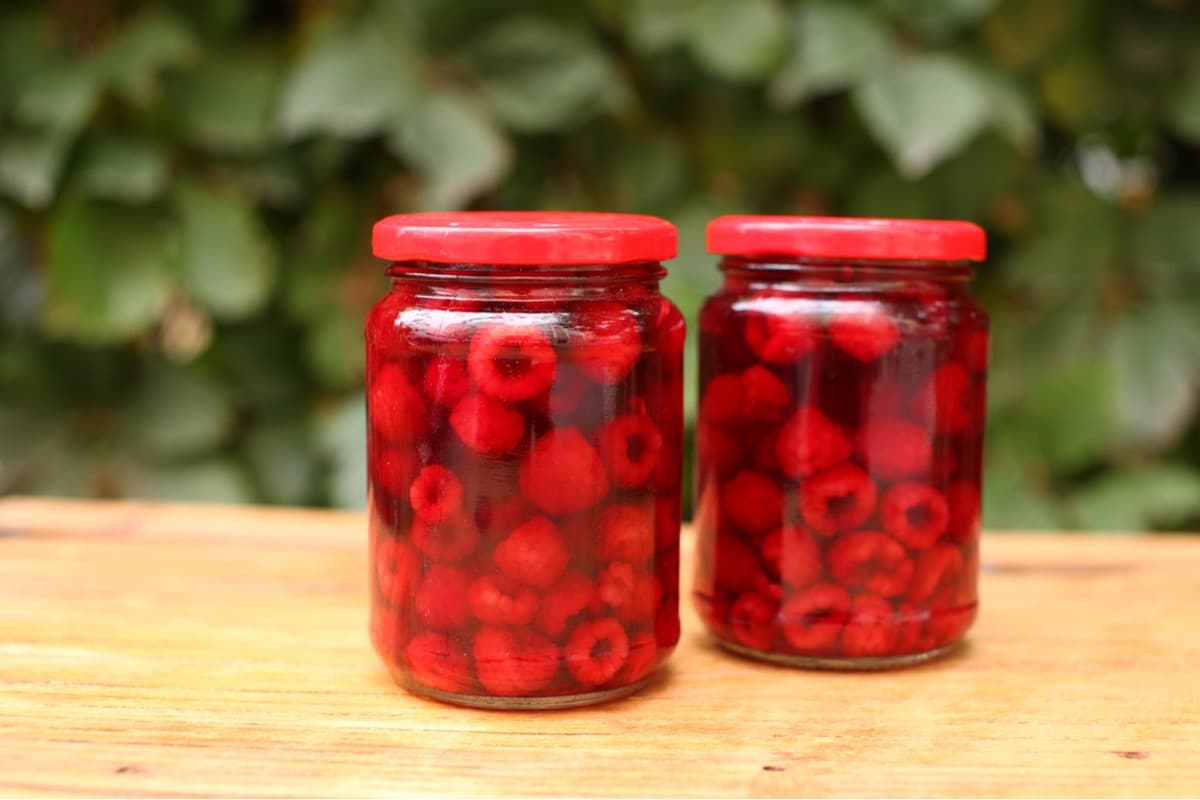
693, 216, 988, 668
366, 212, 684, 708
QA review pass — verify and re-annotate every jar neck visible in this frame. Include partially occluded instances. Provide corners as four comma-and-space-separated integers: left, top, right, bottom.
387, 260, 665, 299
719, 256, 974, 291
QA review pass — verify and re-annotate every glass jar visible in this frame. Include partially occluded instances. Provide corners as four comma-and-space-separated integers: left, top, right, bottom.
693, 216, 988, 668
366, 212, 684, 708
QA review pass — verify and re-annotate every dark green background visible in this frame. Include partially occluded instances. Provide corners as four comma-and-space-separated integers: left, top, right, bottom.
2, 0, 1198, 531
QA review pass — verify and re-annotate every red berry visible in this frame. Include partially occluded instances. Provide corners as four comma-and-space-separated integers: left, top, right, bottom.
474, 494, 535, 538
800, 463, 878, 536
946, 479, 980, 542
779, 582, 852, 653
751, 429, 782, 473
656, 599, 681, 648
473, 626, 561, 697
829, 303, 900, 362
926, 586, 975, 646
712, 532, 768, 594
957, 325, 990, 375
565, 617, 630, 687
595, 413, 663, 489
699, 374, 744, 426
519, 428, 610, 515
493, 515, 569, 588
697, 422, 744, 477
543, 363, 587, 415
450, 394, 526, 455
907, 543, 964, 603
745, 311, 818, 364
414, 563, 472, 630
618, 630, 659, 684
881, 482, 949, 550
721, 470, 783, 536
740, 365, 791, 424
406, 631, 473, 694
656, 298, 687, 368
857, 418, 933, 481
468, 324, 557, 401
370, 604, 407, 658
606, 568, 661, 624
370, 363, 428, 443
730, 591, 780, 651
411, 512, 479, 562
596, 560, 635, 608
760, 525, 823, 588
467, 572, 539, 626
375, 537, 419, 606
598, 503, 655, 563
370, 443, 420, 498
776, 407, 853, 479
913, 363, 977, 433
840, 594, 899, 658
827, 530, 913, 597
655, 495, 681, 552
423, 356, 472, 408
893, 602, 925, 655
409, 465, 465, 524
535, 572, 596, 636
573, 302, 642, 384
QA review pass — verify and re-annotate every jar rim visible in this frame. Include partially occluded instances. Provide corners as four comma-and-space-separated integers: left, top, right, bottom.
707, 215, 986, 263
373, 211, 677, 266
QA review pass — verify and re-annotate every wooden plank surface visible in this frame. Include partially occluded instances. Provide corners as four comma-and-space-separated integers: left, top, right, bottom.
0, 497, 1198, 798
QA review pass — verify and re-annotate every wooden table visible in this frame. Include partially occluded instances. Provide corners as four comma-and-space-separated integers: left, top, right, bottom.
1, 498, 1197, 797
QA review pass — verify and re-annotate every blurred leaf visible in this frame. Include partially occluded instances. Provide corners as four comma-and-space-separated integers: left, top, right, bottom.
981, 444, 1063, 530
0, 129, 72, 208
770, 2, 890, 106
687, 0, 789, 83
626, 0, 696, 53
1167, 61, 1200, 145
848, 169, 937, 220
168, 48, 283, 152
388, 91, 513, 210
15, 59, 103, 133
469, 18, 626, 132
174, 181, 276, 320
306, 312, 365, 390
874, 0, 996, 39
283, 194, 365, 321
974, 68, 1040, 153
245, 420, 319, 505
122, 459, 255, 504
125, 364, 234, 458
854, 54, 991, 177
0, 209, 42, 330
981, 0, 1084, 69
278, 13, 420, 139
0, 401, 58, 493
44, 196, 173, 342
1070, 465, 1200, 531
1039, 50, 1110, 133
1023, 362, 1115, 472
102, 11, 199, 106
316, 393, 367, 509
1135, 193, 1200, 295
75, 137, 168, 203
1107, 305, 1200, 454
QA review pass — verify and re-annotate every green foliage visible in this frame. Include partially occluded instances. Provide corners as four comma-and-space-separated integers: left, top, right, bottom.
0, 0, 1198, 532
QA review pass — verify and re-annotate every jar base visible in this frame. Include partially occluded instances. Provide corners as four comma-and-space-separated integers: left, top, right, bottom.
716, 638, 961, 670
391, 670, 655, 710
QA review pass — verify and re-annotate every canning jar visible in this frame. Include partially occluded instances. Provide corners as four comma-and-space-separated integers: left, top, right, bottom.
366, 212, 684, 708
693, 216, 988, 668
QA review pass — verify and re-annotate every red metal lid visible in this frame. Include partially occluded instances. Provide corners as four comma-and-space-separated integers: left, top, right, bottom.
706, 216, 986, 262
373, 212, 677, 265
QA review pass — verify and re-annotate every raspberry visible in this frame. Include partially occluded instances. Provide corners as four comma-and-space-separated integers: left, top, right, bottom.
730, 591, 780, 651
370, 443, 420, 499
369, 605, 407, 658
751, 429, 782, 473
745, 311, 818, 364
493, 516, 569, 588
405, 631, 473, 694
913, 363, 976, 433
760, 525, 822, 588
565, 617, 630, 687
423, 356, 472, 408
907, 543, 964, 603
800, 463, 878, 536
775, 407, 853, 479
957, 324, 990, 375
779, 582, 852, 653
721, 470, 783, 536
893, 602, 926, 655
535, 572, 596, 636
414, 564, 472, 630
857, 418, 933, 481
882, 482, 949, 550
926, 585, 975, 646
375, 537, 419, 606
519, 428, 610, 515
829, 304, 900, 362
711, 532, 767, 594
573, 302, 642, 384
467, 324, 557, 401
474, 494, 534, 538
601, 567, 660, 623
655, 495, 681, 552
467, 572, 539, 626
827, 530, 913, 598
697, 423, 744, 477
618, 631, 659, 684
412, 512, 479, 562
408, 465, 465, 524
473, 626, 561, 697
699, 374, 744, 426
370, 363, 428, 443
740, 366, 791, 424
840, 594, 899, 658
544, 363, 587, 415
656, 599, 681, 647
598, 503, 656, 563
450, 394, 526, 455
595, 414, 663, 489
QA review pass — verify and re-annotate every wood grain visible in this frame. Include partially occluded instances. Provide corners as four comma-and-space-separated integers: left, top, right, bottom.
1, 497, 1198, 798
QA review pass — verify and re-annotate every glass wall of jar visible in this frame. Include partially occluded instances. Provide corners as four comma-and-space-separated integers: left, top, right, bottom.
366, 212, 685, 708
693, 216, 988, 668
